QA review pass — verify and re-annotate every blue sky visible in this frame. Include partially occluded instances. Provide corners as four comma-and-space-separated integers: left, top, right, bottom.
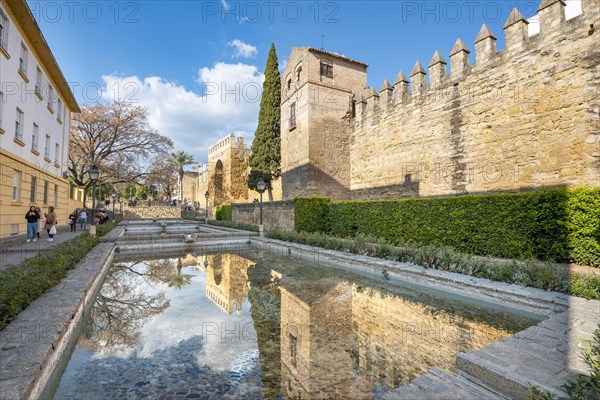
29, 0, 582, 165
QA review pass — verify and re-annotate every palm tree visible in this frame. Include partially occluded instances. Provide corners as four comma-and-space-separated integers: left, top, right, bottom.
167, 151, 195, 200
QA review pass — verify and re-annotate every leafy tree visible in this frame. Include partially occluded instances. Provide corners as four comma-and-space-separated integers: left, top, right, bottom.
167, 151, 195, 200
248, 43, 281, 201
136, 185, 148, 200
68, 101, 173, 205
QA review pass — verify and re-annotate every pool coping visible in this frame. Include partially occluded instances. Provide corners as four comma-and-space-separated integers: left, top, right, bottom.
0, 242, 116, 400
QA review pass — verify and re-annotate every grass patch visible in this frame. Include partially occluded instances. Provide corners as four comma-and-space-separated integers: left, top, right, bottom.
208, 220, 259, 232
95, 218, 122, 237
266, 229, 599, 300
0, 233, 100, 331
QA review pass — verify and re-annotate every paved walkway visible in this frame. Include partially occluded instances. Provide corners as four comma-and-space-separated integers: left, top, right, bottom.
0, 225, 87, 271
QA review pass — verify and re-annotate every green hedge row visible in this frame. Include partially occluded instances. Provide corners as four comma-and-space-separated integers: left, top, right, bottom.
294, 197, 331, 233
216, 205, 232, 221
294, 188, 600, 266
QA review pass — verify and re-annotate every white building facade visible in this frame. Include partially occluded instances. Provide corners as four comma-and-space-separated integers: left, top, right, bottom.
0, 0, 80, 238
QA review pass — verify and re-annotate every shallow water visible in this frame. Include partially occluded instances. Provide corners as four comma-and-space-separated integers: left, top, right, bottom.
52, 248, 540, 399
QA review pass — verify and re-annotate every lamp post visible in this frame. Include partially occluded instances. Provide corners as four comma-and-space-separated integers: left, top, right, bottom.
87, 165, 100, 231
204, 191, 209, 220
111, 190, 116, 219
119, 197, 123, 216
256, 178, 267, 236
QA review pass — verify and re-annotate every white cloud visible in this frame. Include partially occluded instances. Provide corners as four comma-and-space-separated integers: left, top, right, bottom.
101, 62, 264, 164
528, 0, 582, 36
227, 39, 258, 58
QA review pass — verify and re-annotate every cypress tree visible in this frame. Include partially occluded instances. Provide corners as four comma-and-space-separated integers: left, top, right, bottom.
248, 43, 281, 199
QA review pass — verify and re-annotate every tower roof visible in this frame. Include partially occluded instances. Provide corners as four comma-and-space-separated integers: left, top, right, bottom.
307, 47, 369, 67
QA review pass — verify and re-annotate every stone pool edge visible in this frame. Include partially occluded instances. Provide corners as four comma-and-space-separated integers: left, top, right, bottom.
0, 242, 116, 400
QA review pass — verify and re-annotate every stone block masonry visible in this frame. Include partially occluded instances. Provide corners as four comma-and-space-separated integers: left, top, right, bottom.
279, 0, 600, 201
232, 201, 295, 231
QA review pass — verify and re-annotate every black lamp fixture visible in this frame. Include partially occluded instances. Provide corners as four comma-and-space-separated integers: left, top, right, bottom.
256, 178, 266, 226
87, 165, 100, 226
204, 190, 209, 219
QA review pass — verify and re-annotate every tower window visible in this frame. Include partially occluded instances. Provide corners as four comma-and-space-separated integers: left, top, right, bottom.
320, 62, 333, 78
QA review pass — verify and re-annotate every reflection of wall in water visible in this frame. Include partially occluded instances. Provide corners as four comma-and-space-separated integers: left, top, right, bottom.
279, 279, 513, 398
204, 254, 253, 315
280, 280, 371, 399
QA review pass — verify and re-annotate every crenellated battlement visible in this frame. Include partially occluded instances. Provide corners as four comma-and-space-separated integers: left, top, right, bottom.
208, 133, 246, 155
353, 0, 595, 118
280, 0, 599, 201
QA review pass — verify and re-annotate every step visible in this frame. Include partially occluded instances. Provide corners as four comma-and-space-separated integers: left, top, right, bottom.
381, 368, 505, 400
456, 348, 575, 399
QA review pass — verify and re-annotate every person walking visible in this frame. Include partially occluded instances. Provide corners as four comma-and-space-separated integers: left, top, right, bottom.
79, 208, 88, 230
68, 210, 79, 232
44, 206, 58, 241
25, 206, 41, 242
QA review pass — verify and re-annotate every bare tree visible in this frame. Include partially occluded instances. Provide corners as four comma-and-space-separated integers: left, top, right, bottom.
68, 102, 173, 203
146, 156, 178, 201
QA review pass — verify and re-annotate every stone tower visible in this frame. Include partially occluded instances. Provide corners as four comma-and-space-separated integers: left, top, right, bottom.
280, 47, 368, 200
206, 134, 250, 206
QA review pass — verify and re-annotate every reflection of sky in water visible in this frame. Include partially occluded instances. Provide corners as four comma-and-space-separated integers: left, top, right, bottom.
53, 262, 261, 399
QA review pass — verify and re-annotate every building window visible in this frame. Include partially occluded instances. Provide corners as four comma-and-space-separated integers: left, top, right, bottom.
30, 176, 37, 203
47, 86, 54, 111
55, 143, 60, 163
351, 100, 356, 118
0, 9, 8, 49
35, 67, 42, 94
44, 134, 50, 159
289, 334, 297, 367
43, 180, 48, 204
53, 184, 58, 206
289, 103, 296, 129
19, 42, 28, 75
12, 170, 21, 201
32, 123, 39, 151
15, 108, 24, 141
296, 65, 302, 81
320, 61, 333, 78
57, 99, 63, 122
287, 78, 291, 90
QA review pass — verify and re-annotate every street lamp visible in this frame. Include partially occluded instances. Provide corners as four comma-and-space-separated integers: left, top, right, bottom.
204, 191, 209, 220
111, 190, 116, 219
256, 178, 267, 235
87, 165, 100, 226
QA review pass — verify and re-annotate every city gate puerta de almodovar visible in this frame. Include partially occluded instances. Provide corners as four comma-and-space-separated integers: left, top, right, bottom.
279, 0, 599, 201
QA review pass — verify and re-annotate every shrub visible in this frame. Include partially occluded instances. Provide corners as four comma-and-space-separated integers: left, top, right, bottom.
216, 205, 232, 221
208, 219, 259, 232
265, 229, 599, 301
296, 188, 599, 267
0, 233, 99, 330
294, 197, 331, 233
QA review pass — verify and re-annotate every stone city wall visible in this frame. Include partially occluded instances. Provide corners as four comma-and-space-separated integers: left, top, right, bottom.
348, 1, 599, 199
232, 200, 295, 231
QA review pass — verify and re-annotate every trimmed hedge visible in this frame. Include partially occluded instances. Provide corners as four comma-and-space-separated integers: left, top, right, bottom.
208, 219, 259, 232
216, 205, 232, 221
294, 197, 331, 233
294, 188, 600, 266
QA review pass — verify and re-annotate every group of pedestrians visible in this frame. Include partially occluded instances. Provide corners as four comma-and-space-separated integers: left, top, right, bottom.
68, 209, 88, 232
24, 206, 58, 242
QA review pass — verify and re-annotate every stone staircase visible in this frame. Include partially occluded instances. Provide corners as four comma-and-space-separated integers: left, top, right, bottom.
384, 298, 599, 399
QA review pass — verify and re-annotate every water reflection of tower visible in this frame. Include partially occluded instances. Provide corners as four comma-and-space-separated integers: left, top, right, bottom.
279, 278, 371, 399
203, 254, 253, 315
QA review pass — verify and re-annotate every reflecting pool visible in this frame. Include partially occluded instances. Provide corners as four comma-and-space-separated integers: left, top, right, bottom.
51, 248, 540, 399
